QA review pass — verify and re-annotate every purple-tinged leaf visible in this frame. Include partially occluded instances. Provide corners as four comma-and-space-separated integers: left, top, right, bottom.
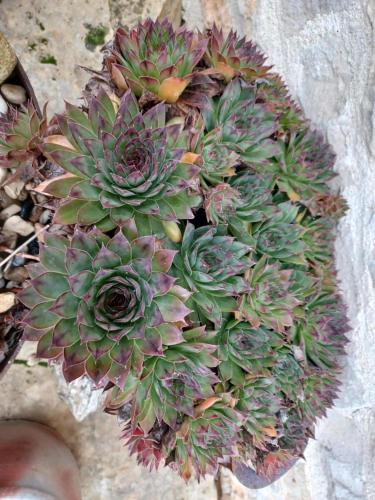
150, 272, 175, 296
85, 354, 111, 385
52, 319, 79, 347
65, 248, 92, 274
18, 286, 46, 309
37, 331, 62, 359
131, 236, 155, 259
49, 292, 79, 318
107, 230, 131, 263
87, 337, 115, 359
152, 249, 177, 273
62, 361, 86, 383
54, 199, 86, 224
92, 244, 122, 270
79, 323, 105, 342
69, 270, 94, 297
155, 324, 184, 345
31, 273, 69, 299
155, 294, 191, 323
64, 341, 89, 366
24, 301, 59, 329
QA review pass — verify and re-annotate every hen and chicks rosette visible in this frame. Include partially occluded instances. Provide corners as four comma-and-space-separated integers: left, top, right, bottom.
19, 19, 348, 483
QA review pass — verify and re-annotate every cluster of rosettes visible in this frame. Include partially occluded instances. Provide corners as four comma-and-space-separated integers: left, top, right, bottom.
16, 19, 348, 482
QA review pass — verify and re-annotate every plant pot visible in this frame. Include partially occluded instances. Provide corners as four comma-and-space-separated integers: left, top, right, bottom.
0, 420, 81, 499
229, 457, 299, 489
0, 39, 42, 381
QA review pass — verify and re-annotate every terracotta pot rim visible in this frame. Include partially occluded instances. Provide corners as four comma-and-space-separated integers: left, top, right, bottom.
0, 486, 57, 499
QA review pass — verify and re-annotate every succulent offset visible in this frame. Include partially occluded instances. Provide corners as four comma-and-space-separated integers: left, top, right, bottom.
18, 18, 348, 485
0, 102, 47, 173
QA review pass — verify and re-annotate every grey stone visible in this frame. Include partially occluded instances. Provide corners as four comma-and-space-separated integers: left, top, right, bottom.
0, 292, 16, 313
0, 204, 20, 220
12, 255, 25, 266
38, 209, 51, 225
54, 366, 105, 423
4, 265, 28, 283
0, 94, 7, 115
5, 280, 17, 289
0, 167, 8, 186
3, 179, 25, 200
3, 215, 34, 236
0, 33, 17, 85
0, 230, 17, 249
0, 83, 27, 104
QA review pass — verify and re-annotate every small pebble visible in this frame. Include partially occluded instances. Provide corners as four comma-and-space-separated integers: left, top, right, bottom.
0, 95, 7, 115
0, 292, 16, 313
12, 255, 25, 267
0, 203, 21, 220
4, 266, 29, 283
0, 230, 17, 249
0, 168, 9, 186
3, 179, 26, 200
0, 189, 13, 209
5, 281, 17, 289
0, 279, 5, 289
3, 215, 34, 236
39, 209, 51, 225
20, 196, 34, 220
1, 83, 27, 105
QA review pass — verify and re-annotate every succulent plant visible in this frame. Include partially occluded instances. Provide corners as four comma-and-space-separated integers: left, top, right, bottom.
108, 18, 207, 103
18, 18, 348, 485
256, 129, 337, 202
41, 89, 201, 231
202, 78, 279, 165
19, 221, 192, 386
0, 102, 47, 170
173, 223, 252, 326
203, 24, 271, 82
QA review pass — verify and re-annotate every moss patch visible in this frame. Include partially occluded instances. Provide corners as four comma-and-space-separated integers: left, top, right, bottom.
84, 24, 108, 51
40, 54, 57, 65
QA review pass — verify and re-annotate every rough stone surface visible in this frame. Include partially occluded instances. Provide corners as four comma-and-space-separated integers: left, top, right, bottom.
0, 32, 17, 85
54, 365, 105, 423
108, 0, 167, 29
184, 1, 375, 498
0, 1, 113, 113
